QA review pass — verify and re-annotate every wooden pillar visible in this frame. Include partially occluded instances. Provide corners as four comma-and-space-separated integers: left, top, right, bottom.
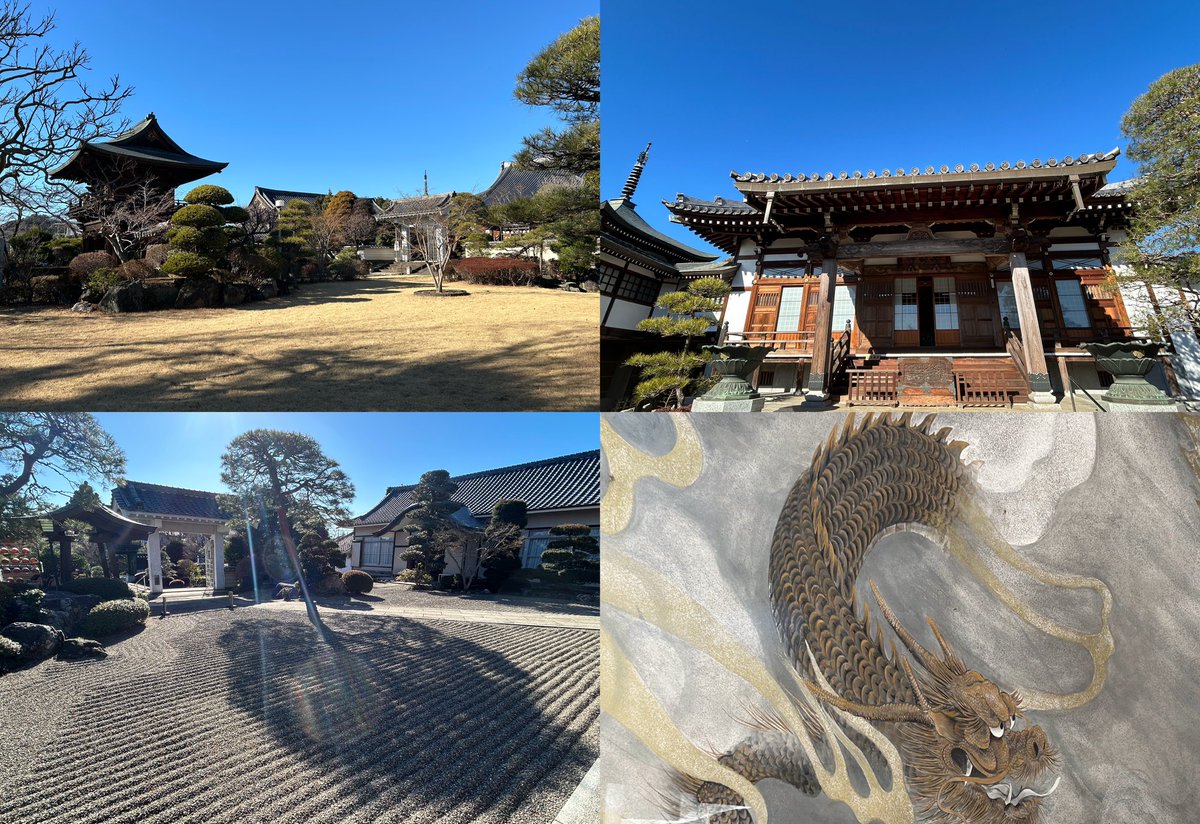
58, 533, 72, 585
804, 257, 837, 401
1009, 251, 1056, 404
1057, 356, 1076, 412
212, 530, 226, 592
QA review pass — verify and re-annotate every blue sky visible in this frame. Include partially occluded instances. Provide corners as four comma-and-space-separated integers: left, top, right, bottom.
39, 0, 596, 205
87, 413, 598, 520
601, 0, 1200, 256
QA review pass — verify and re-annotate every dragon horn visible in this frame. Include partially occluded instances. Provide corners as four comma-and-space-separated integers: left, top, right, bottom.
869, 580, 940, 672
801, 678, 931, 725
926, 616, 967, 672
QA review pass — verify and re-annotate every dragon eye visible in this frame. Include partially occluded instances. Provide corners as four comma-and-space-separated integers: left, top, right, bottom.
950, 748, 971, 776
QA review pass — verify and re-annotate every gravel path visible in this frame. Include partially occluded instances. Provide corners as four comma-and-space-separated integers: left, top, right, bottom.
0, 608, 598, 824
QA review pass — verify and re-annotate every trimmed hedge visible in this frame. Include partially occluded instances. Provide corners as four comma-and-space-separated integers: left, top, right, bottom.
161, 251, 215, 278
447, 257, 539, 287
61, 578, 134, 602
68, 251, 120, 281
170, 204, 225, 228
184, 184, 234, 206
342, 570, 374, 595
80, 598, 150, 638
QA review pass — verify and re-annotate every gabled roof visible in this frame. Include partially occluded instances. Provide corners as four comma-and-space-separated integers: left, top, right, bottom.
355, 450, 600, 526
50, 113, 227, 185
375, 192, 455, 222
112, 480, 229, 522
478, 162, 582, 207
251, 187, 324, 208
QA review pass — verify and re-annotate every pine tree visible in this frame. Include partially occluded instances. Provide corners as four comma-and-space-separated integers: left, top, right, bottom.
538, 524, 598, 582
399, 470, 460, 584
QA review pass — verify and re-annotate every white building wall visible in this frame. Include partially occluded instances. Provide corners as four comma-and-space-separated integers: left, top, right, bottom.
1113, 262, 1200, 403
605, 299, 654, 330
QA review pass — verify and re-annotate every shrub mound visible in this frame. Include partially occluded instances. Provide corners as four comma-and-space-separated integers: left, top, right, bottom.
61, 578, 133, 602
447, 257, 539, 286
161, 251, 215, 279
342, 569, 374, 595
184, 184, 234, 206
0, 635, 22, 671
80, 598, 150, 638
68, 251, 120, 282
316, 573, 346, 596
170, 204, 225, 228
395, 568, 431, 586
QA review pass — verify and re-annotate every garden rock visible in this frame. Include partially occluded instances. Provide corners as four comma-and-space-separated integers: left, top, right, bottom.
558, 282, 582, 292
1, 621, 64, 661
78, 286, 102, 303
175, 278, 222, 309
580, 280, 599, 293
58, 637, 107, 660
101, 280, 145, 314
41, 592, 101, 630
222, 284, 247, 306
71, 301, 97, 313
258, 281, 279, 300
143, 281, 180, 311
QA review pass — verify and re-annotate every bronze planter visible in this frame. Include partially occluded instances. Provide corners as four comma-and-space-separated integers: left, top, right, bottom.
1081, 341, 1174, 407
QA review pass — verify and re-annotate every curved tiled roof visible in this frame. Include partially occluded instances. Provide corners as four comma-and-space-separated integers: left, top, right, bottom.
355, 450, 600, 526
253, 187, 324, 207
664, 194, 759, 216
478, 163, 581, 207
375, 192, 454, 220
50, 113, 227, 181
730, 148, 1120, 185
112, 480, 229, 521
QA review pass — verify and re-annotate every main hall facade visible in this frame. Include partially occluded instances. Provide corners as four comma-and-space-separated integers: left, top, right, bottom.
661, 149, 1186, 407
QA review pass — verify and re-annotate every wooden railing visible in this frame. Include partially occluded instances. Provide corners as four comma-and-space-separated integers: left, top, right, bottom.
954, 372, 1017, 408
726, 330, 816, 352
829, 321, 853, 383
846, 369, 899, 406
1003, 320, 1030, 388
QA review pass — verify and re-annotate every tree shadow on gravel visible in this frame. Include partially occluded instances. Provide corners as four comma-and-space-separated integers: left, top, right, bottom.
218, 613, 598, 823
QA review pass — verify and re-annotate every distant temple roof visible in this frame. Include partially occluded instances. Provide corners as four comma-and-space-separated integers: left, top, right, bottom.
249, 187, 324, 209
374, 192, 455, 222
477, 161, 581, 207
50, 113, 227, 188
355, 450, 600, 526
112, 480, 229, 522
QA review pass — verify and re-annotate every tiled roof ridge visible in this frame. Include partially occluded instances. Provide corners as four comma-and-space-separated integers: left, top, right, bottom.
730, 148, 1120, 184
383, 450, 599, 495
118, 479, 222, 498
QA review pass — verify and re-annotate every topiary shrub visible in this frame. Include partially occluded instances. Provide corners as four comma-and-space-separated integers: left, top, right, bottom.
68, 251, 120, 282
161, 251, 215, 278
116, 259, 156, 281
170, 204, 225, 228
86, 267, 122, 295
315, 573, 346, 596
220, 205, 250, 224
80, 598, 150, 638
30, 274, 65, 304
396, 568, 432, 586
61, 578, 133, 602
184, 184, 234, 206
46, 236, 83, 265
342, 569, 374, 595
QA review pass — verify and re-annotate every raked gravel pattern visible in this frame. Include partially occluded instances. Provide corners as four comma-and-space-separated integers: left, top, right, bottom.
0, 608, 598, 824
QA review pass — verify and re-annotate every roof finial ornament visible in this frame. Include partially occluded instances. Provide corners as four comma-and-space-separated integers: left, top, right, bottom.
621, 142, 652, 201
423, 170, 428, 197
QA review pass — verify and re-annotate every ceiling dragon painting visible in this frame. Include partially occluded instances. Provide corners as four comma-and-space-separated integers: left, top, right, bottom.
600, 412, 1200, 824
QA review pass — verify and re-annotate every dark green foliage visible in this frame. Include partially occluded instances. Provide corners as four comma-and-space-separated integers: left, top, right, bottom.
37, 546, 89, 580
170, 204, 225, 229
160, 251, 215, 278
163, 540, 186, 564
481, 499, 528, 591
80, 597, 149, 638
0, 634, 21, 670
0, 581, 15, 623
184, 184, 234, 206
86, 267, 121, 294
61, 577, 133, 602
221, 205, 250, 224
1116, 63, 1200, 334
626, 277, 731, 409
297, 532, 345, 584
46, 235, 82, 265
342, 569, 374, 595
539, 523, 599, 581
399, 470, 460, 581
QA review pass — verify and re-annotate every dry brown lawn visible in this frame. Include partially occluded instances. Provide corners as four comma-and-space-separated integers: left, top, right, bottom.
0, 274, 599, 411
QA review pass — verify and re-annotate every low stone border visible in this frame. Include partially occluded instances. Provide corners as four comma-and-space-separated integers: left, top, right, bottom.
413, 289, 470, 297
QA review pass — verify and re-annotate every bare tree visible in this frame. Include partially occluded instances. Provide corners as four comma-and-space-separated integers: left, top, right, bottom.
407, 193, 485, 293
0, 3, 132, 223
79, 173, 176, 261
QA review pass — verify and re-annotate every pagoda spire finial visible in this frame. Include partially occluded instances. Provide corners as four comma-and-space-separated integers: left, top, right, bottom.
621, 142, 652, 201
423, 170, 428, 197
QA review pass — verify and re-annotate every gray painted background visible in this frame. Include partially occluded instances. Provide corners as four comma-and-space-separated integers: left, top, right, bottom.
602, 412, 1200, 823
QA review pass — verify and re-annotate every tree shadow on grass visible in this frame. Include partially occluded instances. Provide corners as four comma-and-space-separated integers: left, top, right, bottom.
216, 613, 598, 822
